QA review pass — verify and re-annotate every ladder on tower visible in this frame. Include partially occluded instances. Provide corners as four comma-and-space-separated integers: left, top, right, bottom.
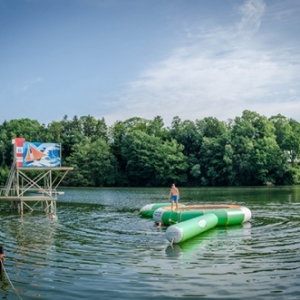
2, 160, 16, 196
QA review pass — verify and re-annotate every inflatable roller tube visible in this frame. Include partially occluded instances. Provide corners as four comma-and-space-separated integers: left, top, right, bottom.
156, 209, 205, 225
158, 207, 252, 226
241, 206, 252, 223
214, 208, 251, 225
153, 207, 165, 223
153, 207, 196, 223
165, 213, 218, 244
139, 203, 171, 218
139, 203, 185, 218
212, 207, 252, 225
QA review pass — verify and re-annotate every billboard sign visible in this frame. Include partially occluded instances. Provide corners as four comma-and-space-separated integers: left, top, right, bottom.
13, 138, 61, 167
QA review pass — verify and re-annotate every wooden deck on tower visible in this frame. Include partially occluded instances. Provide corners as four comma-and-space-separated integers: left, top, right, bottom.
0, 166, 73, 214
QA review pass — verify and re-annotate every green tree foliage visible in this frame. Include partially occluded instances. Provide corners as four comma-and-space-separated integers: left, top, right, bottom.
109, 120, 128, 185
269, 114, 292, 149
169, 117, 203, 184
286, 119, 300, 166
59, 115, 85, 159
199, 133, 234, 186
121, 130, 187, 186
231, 110, 287, 185
0, 134, 8, 166
0, 118, 47, 165
147, 116, 167, 139
80, 115, 108, 142
196, 117, 232, 186
196, 117, 227, 138
1, 118, 46, 141
0, 111, 299, 187
110, 116, 168, 186
0, 165, 9, 186
66, 137, 115, 187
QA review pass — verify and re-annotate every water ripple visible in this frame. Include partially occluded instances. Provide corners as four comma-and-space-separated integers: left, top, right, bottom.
1, 187, 300, 299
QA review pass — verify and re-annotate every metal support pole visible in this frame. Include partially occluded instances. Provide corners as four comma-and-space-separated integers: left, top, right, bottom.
16, 169, 20, 196
20, 200, 23, 215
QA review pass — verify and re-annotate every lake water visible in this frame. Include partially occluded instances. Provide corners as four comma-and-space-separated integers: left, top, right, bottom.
1, 186, 300, 300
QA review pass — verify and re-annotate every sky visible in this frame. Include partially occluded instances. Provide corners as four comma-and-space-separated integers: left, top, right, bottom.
0, 0, 300, 127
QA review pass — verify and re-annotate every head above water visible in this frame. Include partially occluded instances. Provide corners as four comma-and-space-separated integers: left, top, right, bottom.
50, 213, 57, 220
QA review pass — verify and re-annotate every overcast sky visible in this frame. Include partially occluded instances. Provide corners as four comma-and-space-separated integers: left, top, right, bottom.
0, 0, 299, 126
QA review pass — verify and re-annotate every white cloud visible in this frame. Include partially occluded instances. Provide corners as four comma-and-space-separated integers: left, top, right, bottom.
237, 0, 266, 34
105, 0, 300, 125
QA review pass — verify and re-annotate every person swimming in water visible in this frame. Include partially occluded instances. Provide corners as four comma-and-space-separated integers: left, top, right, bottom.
50, 213, 58, 220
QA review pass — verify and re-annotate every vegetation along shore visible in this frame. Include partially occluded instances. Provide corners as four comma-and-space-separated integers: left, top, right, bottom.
0, 110, 299, 187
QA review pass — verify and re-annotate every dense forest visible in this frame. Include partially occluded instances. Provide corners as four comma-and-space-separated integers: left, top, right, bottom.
0, 110, 300, 187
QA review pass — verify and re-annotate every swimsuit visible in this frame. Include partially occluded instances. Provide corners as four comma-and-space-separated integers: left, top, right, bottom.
171, 195, 178, 201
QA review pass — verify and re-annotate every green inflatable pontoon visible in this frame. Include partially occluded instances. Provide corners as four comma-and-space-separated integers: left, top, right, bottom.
139, 202, 185, 218
165, 213, 219, 244
153, 204, 251, 226
150, 203, 252, 244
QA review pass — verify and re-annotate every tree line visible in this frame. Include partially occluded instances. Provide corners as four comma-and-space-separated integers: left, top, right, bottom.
0, 110, 299, 187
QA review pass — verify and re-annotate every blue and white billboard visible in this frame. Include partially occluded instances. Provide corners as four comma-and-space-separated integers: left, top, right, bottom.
23, 142, 61, 167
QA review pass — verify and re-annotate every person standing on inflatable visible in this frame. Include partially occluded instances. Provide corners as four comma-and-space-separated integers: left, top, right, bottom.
169, 183, 180, 210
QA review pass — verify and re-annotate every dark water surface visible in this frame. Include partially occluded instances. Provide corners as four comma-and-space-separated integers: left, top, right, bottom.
1, 186, 300, 299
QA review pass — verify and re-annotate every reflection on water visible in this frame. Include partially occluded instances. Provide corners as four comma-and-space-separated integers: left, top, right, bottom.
0, 186, 300, 299
166, 222, 252, 258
